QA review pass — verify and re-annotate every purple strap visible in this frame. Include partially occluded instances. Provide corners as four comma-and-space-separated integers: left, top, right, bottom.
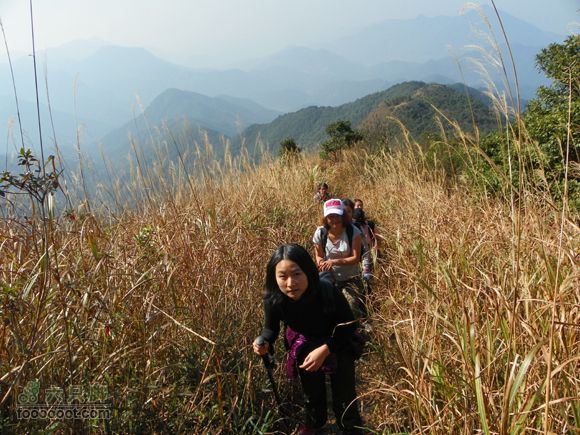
285, 326, 337, 379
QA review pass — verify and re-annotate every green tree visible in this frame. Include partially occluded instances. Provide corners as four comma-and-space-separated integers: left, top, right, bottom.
278, 137, 302, 163
523, 35, 579, 207
469, 36, 579, 209
278, 137, 301, 155
319, 120, 363, 159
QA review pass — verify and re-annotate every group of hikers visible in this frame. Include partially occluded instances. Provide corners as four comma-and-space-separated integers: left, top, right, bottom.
252, 182, 378, 434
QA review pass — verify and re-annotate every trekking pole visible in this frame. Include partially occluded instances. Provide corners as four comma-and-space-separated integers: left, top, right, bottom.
255, 336, 284, 409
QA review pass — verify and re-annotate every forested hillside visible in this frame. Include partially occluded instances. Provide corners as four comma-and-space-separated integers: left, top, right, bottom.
241, 81, 498, 152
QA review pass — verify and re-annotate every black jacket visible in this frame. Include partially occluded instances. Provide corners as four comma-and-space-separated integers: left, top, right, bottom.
260, 280, 356, 354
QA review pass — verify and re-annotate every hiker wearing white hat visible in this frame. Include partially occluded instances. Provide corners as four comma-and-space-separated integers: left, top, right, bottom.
312, 199, 366, 319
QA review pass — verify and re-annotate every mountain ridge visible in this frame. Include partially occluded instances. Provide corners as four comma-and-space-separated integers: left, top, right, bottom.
97, 88, 279, 161
240, 81, 499, 152
1, 7, 561, 161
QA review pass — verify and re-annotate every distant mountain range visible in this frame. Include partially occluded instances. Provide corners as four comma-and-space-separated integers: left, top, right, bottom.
68, 80, 501, 174
0, 6, 562, 168
98, 88, 279, 163
323, 4, 561, 64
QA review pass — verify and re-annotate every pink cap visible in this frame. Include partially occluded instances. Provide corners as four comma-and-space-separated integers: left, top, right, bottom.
323, 199, 344, 217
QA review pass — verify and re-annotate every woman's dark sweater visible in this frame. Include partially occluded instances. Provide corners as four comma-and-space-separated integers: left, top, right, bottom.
260, 280, 356, 354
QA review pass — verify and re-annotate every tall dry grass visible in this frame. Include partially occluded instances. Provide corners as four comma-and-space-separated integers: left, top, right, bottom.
0, 127, 578, 433
0, 140, 342, 432
1, 1, 577, 431
344, 147, 579, 433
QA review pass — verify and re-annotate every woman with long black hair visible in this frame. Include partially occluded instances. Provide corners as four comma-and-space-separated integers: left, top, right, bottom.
253, 244, 363, 434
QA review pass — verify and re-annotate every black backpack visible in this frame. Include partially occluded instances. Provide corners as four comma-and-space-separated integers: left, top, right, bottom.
352, 209, 376, 248
354, 219, 376, 248
318, 278, 365, 359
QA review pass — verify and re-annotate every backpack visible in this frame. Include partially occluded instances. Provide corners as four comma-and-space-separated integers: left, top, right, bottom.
318, 279, 365, 359
366, 220, 376, 246
353, 220, 377, 250
319, 223, 367, 261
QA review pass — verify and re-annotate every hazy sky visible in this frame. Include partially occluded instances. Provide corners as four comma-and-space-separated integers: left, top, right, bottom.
1, 0, 578, 65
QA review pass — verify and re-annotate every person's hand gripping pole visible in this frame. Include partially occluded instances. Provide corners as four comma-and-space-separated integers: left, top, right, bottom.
254, 336, 283, 409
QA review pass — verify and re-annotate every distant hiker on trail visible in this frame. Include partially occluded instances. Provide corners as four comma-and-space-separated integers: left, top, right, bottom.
253, 244, 363, 435
313, 182, 332, 203
313, 199, 366, 319
353, 198, 378, 280
353, 198, 378, 249
341, 198, 355, 223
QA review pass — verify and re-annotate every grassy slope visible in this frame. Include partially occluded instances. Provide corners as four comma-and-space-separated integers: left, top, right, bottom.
1, 140, 578, 433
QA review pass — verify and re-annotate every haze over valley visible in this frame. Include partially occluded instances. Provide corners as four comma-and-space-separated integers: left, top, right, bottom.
0, 2, 575, 172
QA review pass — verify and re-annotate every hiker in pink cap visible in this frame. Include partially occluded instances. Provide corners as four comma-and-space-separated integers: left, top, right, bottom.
312, 199, 366, 319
